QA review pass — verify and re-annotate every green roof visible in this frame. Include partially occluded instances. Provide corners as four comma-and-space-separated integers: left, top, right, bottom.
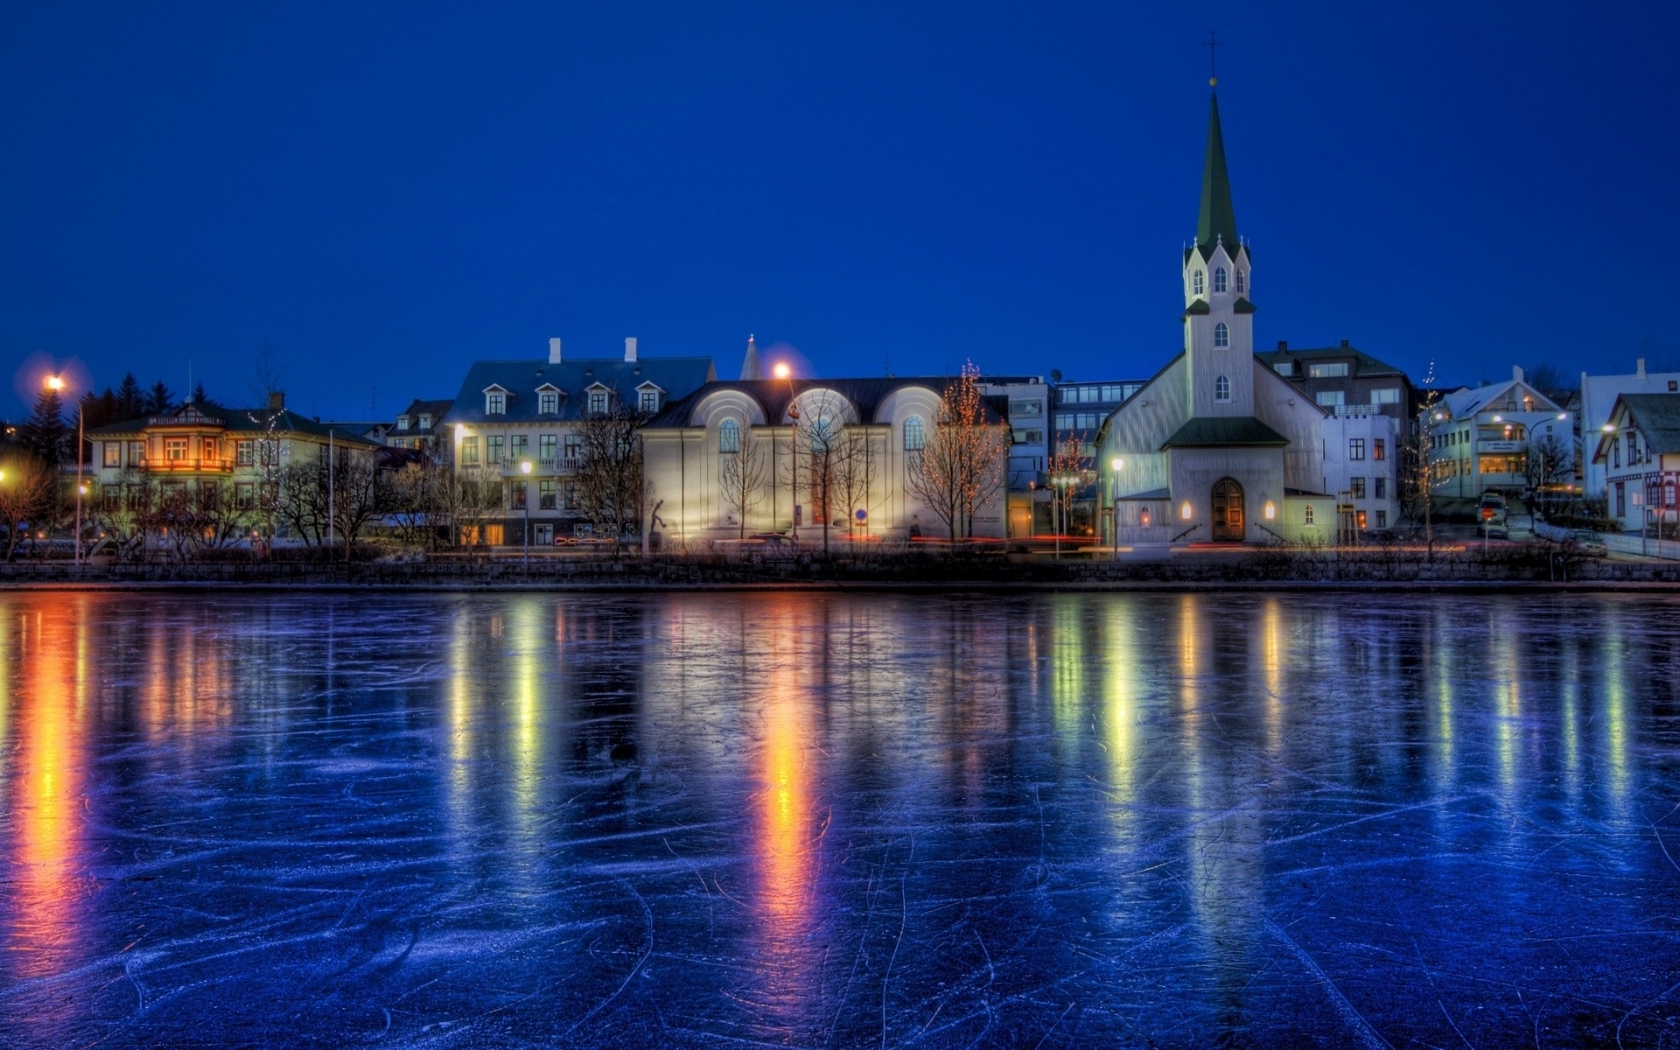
1182, 300, 1211, 317
1194, 91, 1239, 259
1233, 297, 1256, 314
1160, 415, 1288, 450
1620, 393, 1680, 454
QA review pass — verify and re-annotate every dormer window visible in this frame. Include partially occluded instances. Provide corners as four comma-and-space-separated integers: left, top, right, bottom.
418, 414, 432, 429
396, 416, 410, 431
1213, 267, 1228, 293
1213, 322, 1230, 348
540, 392, 557, 414
588, 389, 608, 415
640, 390, 659, 413
1215, 375, 1231, 402
1192, 270, 1205, 295
485, 388, 507, 415
1234, 269, 1245, 294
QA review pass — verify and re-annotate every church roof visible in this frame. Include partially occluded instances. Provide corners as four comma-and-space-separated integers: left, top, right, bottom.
1160, 415, 1288, 450
1192, 91, 1240, 261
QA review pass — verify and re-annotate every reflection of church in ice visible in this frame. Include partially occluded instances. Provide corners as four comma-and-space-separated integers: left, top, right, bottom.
1096, 86, 1335, 544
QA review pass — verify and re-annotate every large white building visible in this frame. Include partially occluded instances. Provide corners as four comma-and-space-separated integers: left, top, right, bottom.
1094, 89, 1335, 545
1579, 359, 1680, 503
1427, 368, 1569, 501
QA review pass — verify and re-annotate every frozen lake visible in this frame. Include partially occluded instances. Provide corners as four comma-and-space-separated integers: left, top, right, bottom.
1, 590, 1678, 1048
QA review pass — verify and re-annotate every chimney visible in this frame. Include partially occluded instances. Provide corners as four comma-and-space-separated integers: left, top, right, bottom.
1513, 365, 1524, 383
268, 391, 285, 411
1277, 340, 1288, 352
549, 337, 562, 365
1637, 357, 1646, 378
1340, 339, 1350, 348
624, 337, 638, 363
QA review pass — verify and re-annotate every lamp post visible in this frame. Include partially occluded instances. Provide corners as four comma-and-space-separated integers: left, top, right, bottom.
1109, 456, 1123, 561
520, 459, 533, 563
774, 363, 799, 543
47, 375, 84, 565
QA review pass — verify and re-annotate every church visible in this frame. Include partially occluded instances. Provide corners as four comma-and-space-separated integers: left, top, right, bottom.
1095, 86, 1336, 545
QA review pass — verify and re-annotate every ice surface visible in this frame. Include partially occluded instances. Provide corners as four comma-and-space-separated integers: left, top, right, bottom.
1, 590, 1678, 1047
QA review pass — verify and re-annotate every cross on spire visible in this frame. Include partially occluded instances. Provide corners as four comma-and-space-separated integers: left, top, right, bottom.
1203, 30, 1221, 87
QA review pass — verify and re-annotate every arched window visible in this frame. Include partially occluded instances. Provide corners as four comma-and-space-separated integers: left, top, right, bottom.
719, 418, 740, 454
1234, 269, 1245, 294
1192, 270, 1205, 295
1304, 504, 1315, 525
1215, 375, 1231, 402
1213, 267, 1228, 293
1213, 322, 1229, 348
904, 415, 925, 451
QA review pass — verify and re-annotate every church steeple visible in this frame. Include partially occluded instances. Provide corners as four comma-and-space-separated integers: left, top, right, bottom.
1195, 91, 1239, 258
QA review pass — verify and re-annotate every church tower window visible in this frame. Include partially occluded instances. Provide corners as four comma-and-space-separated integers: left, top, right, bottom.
1192, 270, 1204, 295
1213, 322, 1230, 348
1215, 375, 1230, 402
1213, 267, 1227, 293
1234, 269, 1245, 293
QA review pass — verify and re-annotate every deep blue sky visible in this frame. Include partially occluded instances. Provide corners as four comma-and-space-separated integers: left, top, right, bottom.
5, 2, 1678, 420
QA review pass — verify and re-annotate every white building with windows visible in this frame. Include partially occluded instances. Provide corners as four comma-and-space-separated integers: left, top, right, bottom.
1427, 367, 1568, 501
1592, 393, 1680, 533
1579, 359, 1680, 503
442, 337, 715, 546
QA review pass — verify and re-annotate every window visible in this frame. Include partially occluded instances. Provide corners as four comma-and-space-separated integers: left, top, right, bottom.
397, 417, 410, 431
103, 442, 121, 467
539, 391, 558, 414
508, 481, 526, 509
1356, 510, 1368, 529
1371, 388, 1400, 404
1234, 269, 1245, 294
564, 433, 582, 459
1192, 270, 1205, 295
719, 419, 740, 453
1349, 439, 1365, 460
1013, 428, 1043, 445
128, 441, 145, 465
510, 435, 529, 463
1308, 362, 1350, 379
1009, 399, 1043, 418
588, 390, 608, 415
1213, 322, 1229, 348
1213, 267, 1228, 293
564, 483, 577, 510
904, 416, 925, 451
419, 415, 432, 429
1376, 510, 1387, 528
237, 440, 254, 466
1054, 413, 1073, 429
1350, 477, 1366, 499
1214, 375, 1230, 402
487, 435, 504, 464
1373, 438, 1385, 461
235, 482, 254, 510
460, 436, 479, 465
103, 488, 120, 511
486, 391, 506, 414
539, 480, 557, 510
540, 434, 558, 464
1616, 482, 1625, 517
1304, 504, 1315, 525
1274, 361, 1296, 376
202, 437, 217, 461
165, 438, 188, 461
639, 390, 659, 413
1317, 391, 1345, 407
1612, 437, 1620, 468
1375, 477, 1387, 499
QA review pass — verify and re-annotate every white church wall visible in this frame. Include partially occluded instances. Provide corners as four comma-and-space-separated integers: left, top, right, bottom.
1099, 357, 1189, 497
1167, 446, 1286, 543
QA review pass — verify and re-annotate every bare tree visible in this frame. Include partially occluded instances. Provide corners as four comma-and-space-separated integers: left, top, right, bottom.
830, 426, 878, 540
574, 402, 646, 550
1403, 384, 1443, 556
329, 453, 385, 555
718, 430, 768, 539
276, 462, 329, 546
250, 340, 287, 404
905, 363, 1009, 541
1522, 431, 1573, 520
0, 452, 57, 560
385, 462, 440, 549
789, 389, 850, 553
1045, 432, 1090, 537
450, 464, 499, 546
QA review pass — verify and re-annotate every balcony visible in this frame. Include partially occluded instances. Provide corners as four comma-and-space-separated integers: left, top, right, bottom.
147, 457, 235, 473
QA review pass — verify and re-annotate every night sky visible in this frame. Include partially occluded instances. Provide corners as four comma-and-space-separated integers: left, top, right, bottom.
4, 2, 1677, 420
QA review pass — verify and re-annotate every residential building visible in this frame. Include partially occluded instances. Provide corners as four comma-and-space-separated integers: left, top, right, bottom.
1255, 341, 1417, 421
443, 338, 715, 546
980, 376, 1052, 537
1592, 393, 1680, 533
386, 398, 454, 461
1579, 358, 1680, 503
1050, 377, 1147, 535
641, 373, 1010, 544
1093, 87, 1336, 545
1428, 368, 1569, 500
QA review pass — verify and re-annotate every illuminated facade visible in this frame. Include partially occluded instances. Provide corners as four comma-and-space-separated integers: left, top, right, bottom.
1427, 367, 1567, 500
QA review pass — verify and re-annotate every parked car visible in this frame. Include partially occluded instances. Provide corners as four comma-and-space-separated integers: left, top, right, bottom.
1477, 520, 1509, 539
1564, 529, 1608, 556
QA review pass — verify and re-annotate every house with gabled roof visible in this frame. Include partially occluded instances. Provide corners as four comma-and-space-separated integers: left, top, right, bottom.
1592, 393, 1680, 533
1427, 367, 1570, 501
442, 337, 715, 546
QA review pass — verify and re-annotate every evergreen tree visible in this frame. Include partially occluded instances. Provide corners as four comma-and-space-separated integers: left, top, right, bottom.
117, 373, 143, 419
193, 382, 209, 406
18, 387, 68, 466
144, 381, 175, 416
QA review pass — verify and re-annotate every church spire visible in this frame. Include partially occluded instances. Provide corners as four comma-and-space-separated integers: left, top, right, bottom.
739, 334, 762, 381
1195, 90, 1239, 258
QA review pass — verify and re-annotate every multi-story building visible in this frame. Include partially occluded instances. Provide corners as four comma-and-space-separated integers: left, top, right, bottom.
1579, 358, 1680, 503
1592, 393, 1680, 533
386, 399, 454, 461
1050, 377, 1147, 536
979, 376, 1051, 537
443, 338, 715, 546
1428, 367, 1570, 501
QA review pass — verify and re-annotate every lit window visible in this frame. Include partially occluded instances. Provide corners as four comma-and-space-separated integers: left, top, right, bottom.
1213, 322, 1229, 348
1263, 500, 1275, 520
904, 415, 925, 451
1373, 439, 1385, 461
103, 443, 121, 467
1308, 362, 1349, 379
165, 438, 188, 461
1192, 270, 1204, 295
1215, 375, 1230, 402
1213, 267, 1227, 293
1180, 501, 1193, 520
719, 419, 740, 454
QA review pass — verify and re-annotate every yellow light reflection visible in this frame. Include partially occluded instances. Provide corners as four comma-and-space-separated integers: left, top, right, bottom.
1260, 597, 1283, 754
1101, 601, 1138, 839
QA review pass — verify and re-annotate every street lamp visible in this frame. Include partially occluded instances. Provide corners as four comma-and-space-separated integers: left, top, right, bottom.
519, 460, 533, 563
774, 362, 798, 542
47, 375, 86, 565
1109, 456, 1123, 561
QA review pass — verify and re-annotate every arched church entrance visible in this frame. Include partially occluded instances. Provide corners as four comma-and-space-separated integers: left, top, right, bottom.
1211, 478, 1245, 542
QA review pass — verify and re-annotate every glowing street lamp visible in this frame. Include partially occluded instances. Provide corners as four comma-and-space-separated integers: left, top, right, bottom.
46, 374, 86, 565
520, 459, 533, 563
